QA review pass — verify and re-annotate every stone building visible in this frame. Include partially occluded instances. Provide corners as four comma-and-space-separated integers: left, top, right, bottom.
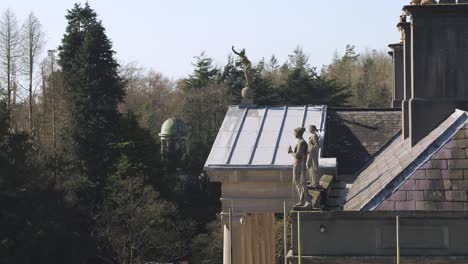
159, 117, 190, 162
204, 1, 468, 264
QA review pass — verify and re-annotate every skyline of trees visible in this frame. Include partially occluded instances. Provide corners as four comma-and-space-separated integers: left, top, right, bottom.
0, 8, 394, 138
0, 4, 394, 264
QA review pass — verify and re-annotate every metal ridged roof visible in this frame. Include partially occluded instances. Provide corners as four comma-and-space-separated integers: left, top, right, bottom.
205, 105, 327, 168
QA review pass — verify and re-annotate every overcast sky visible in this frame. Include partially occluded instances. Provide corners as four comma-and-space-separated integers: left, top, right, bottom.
1, 0, 408, 79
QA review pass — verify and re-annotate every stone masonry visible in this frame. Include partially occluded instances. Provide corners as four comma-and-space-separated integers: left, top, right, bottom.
376, 124, 468, 211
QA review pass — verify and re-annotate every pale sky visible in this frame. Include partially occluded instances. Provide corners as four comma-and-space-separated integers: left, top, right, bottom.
2, 0, 408, 79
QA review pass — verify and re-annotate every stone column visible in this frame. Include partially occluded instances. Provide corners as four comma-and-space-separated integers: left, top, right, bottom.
399, 21, 411, 140
389, 43, 404, 108
404, 4, 468, 146
223, 224, 232, 264
243, 213, 275, 264
223, 213, 275, 264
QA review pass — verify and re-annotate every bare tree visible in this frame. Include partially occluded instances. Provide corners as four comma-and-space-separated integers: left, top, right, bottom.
119, 63, 177, 134
11, 60, 19, 131
0, 9, 20, 128
46, 49, 58, 181
21, 12, 44, 134
119, 61, 143, 113
179, 83, 231, 146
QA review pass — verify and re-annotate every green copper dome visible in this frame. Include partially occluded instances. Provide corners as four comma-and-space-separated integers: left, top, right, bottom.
159, 118, 189, 138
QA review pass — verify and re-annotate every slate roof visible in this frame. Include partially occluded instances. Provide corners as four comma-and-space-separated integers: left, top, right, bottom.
344, 110, 468, 211
323, 109, 402, 174
204, 105, 327, 169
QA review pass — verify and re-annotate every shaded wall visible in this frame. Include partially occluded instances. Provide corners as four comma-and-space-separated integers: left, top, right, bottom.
324, 109, 401, 175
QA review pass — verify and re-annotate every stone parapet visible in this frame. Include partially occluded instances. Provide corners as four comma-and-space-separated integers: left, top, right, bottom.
288, 211, 468, 263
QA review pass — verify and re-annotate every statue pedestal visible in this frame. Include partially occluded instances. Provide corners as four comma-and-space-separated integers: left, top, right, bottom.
240, 97, 254, 105
294, 174, 335, 211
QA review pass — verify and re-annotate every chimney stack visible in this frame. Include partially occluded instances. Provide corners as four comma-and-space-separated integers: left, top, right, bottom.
403, 4, 468, 146
398, 15, 412, 140
389, 43, 404, 108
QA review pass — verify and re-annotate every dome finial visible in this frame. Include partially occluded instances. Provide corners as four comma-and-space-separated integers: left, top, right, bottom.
159, 118, 190, 162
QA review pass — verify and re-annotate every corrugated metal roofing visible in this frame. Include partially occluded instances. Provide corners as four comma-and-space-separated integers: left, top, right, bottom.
205, 105, 327, 168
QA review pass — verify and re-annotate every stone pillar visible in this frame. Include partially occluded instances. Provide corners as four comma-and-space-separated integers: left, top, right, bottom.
404, 4, 468, 146
223, 213, 275, 264
399, 21, 412, 140
224, 224, 232, 264
389, 43, 404, 108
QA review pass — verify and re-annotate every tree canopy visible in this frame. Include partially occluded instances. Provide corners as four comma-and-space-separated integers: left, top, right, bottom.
0, 3, 393, 263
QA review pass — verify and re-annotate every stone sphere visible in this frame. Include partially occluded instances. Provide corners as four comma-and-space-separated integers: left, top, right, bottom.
241, 86, 254, 100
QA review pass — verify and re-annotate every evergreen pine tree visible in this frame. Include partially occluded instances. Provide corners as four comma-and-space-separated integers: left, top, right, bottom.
58, 3, 124, 198
282, 47, 350, 106
185, 51, 219, 89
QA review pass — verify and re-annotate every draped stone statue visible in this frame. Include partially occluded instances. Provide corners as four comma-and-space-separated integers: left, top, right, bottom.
288, 127, 312, 208
307, 125, 322, 189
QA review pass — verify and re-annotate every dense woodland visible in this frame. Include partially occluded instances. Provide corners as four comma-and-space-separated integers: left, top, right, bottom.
0, 3, 392, 264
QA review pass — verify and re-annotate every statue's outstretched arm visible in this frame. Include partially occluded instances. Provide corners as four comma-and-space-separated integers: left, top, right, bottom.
232, 46, 240, 55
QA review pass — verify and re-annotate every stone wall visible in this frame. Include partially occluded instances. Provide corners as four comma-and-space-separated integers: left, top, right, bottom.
376, 124, 468, 211
288, 211, 468, 264
287, 255, 468, 264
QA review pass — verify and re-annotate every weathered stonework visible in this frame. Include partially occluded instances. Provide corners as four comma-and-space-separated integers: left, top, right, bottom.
398, 21, 411, 140
388, 44, 404, 108
376, 124, 468, 211
289, 211, 468, 264
345, 110, 468, 211
403, 5, 468, 146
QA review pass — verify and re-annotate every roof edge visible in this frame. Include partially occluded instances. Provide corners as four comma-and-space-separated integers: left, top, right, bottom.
205, 164, 291, 171
328, 107, 401, 112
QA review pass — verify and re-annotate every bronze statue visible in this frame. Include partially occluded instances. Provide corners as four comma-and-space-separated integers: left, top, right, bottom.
232, 46, 252, 87
307, 125, 321, 189
288, 127, 312, 208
